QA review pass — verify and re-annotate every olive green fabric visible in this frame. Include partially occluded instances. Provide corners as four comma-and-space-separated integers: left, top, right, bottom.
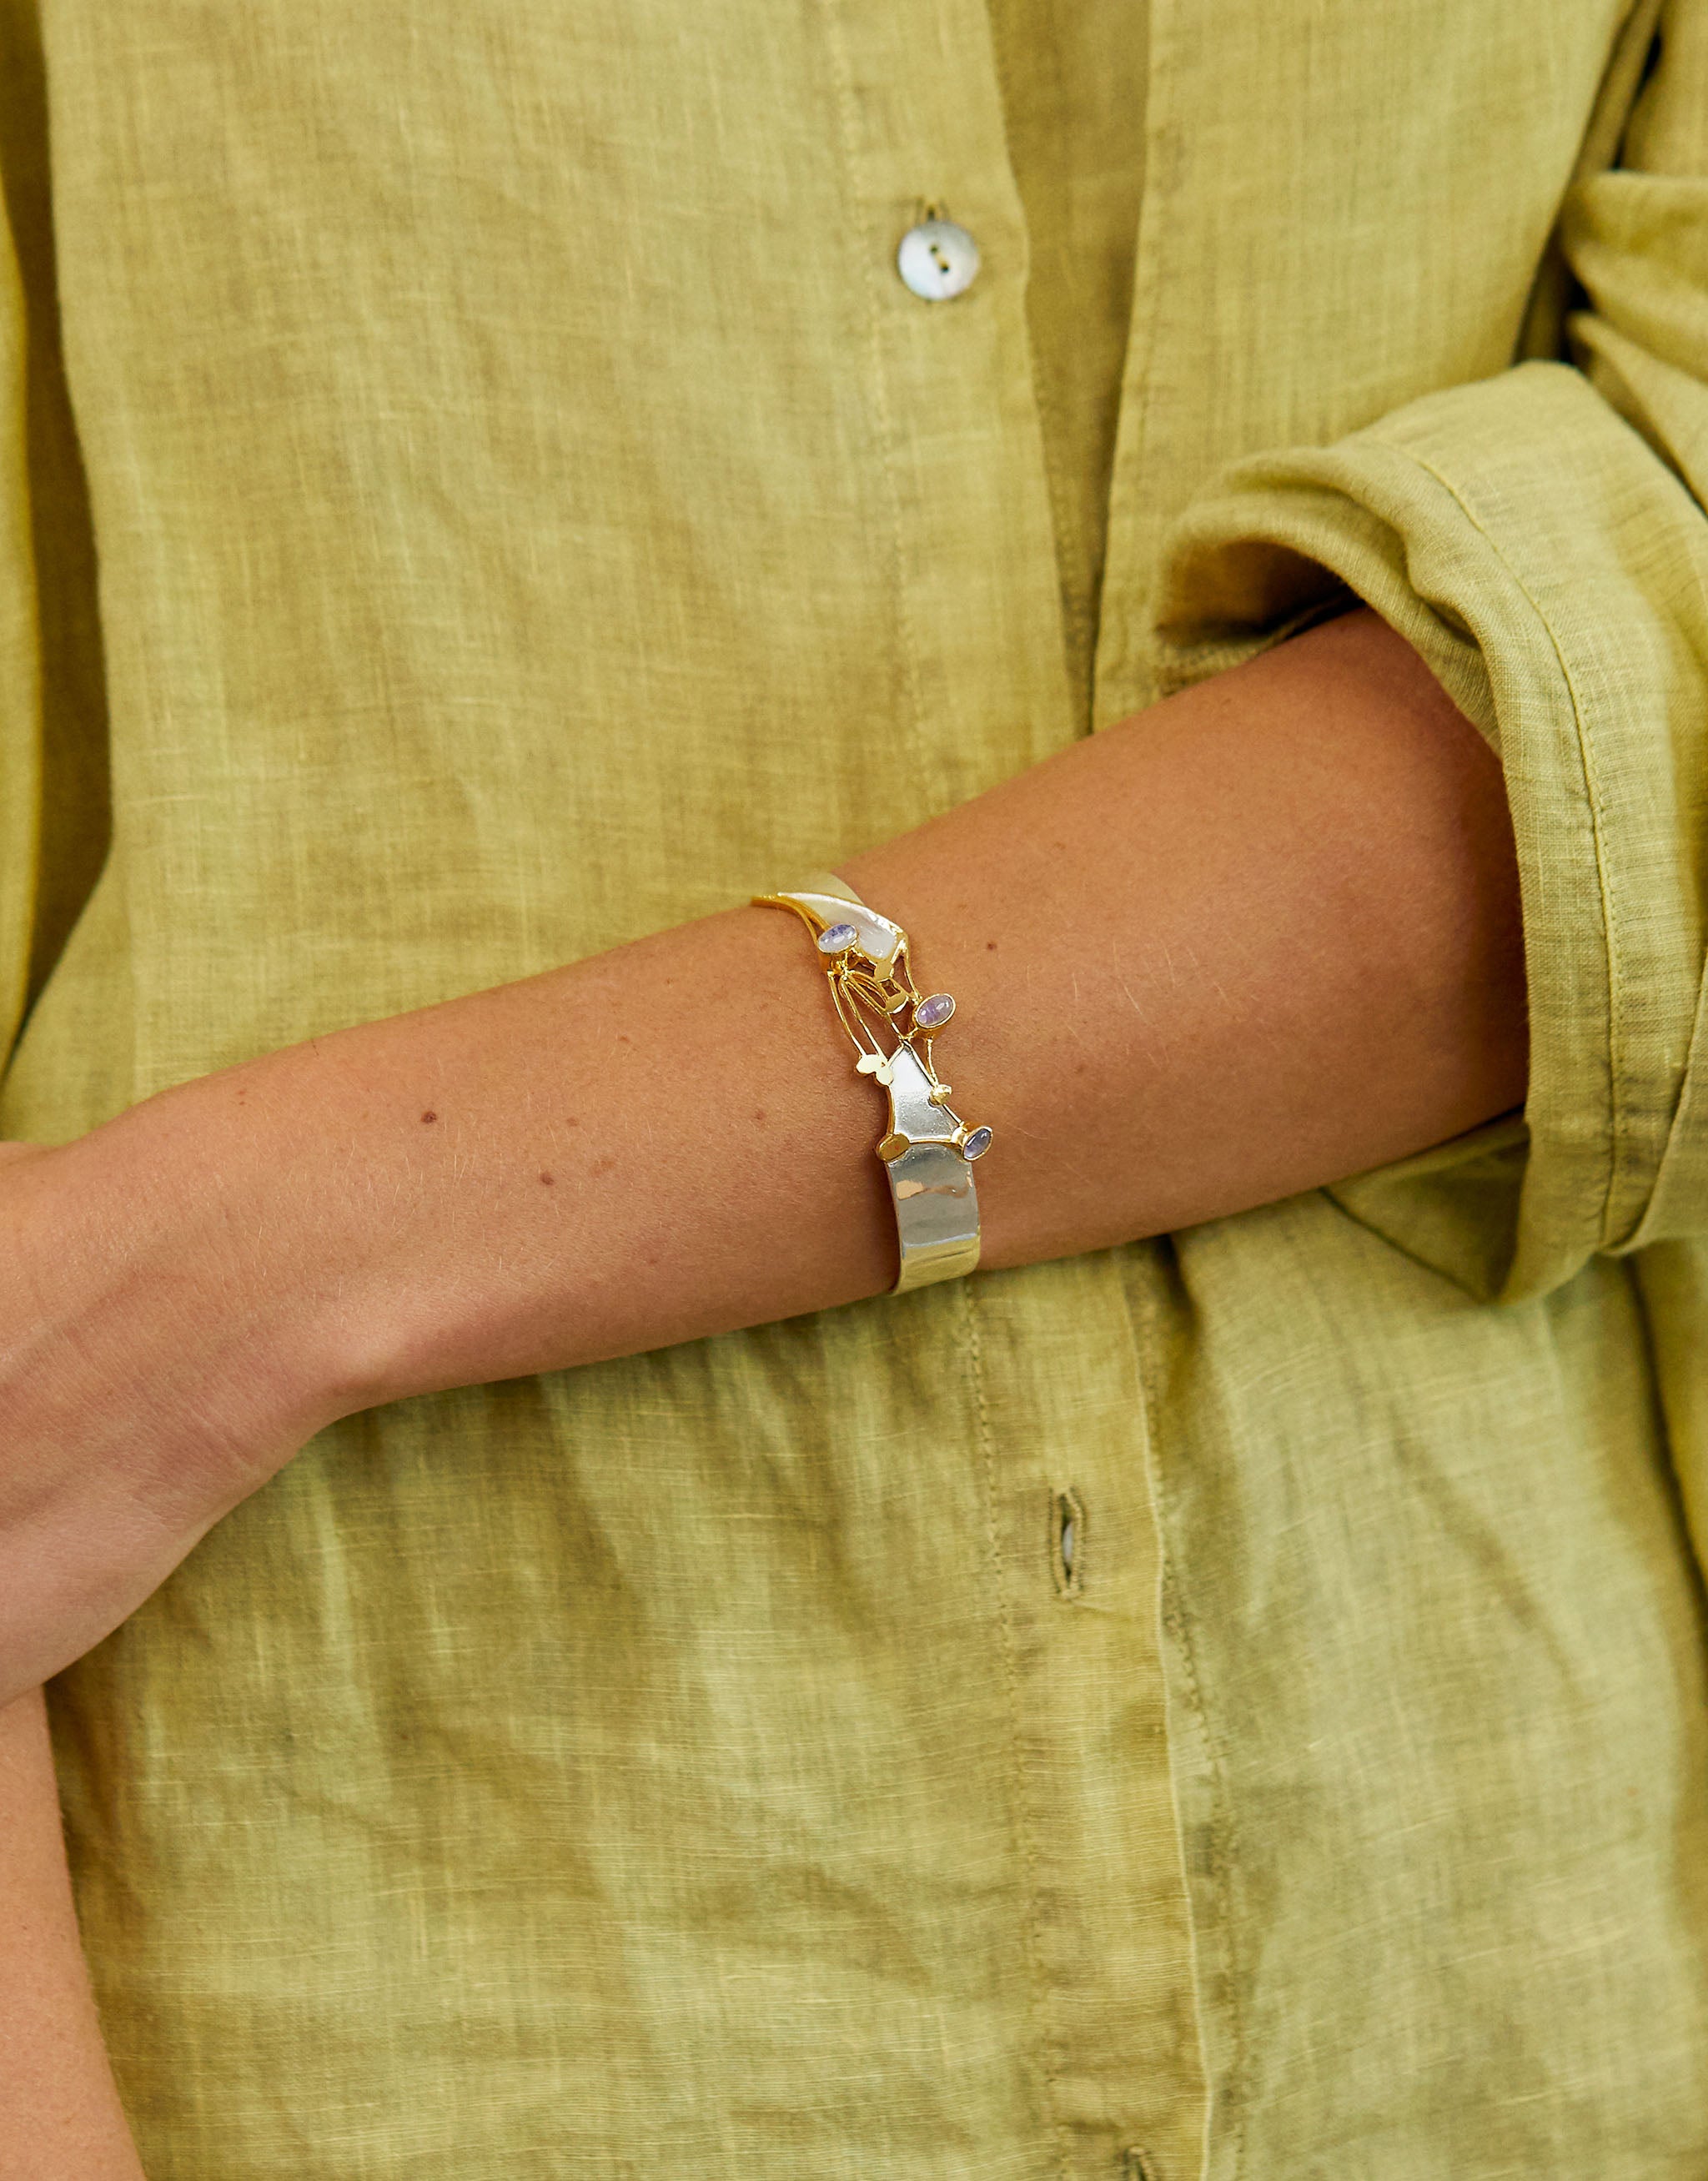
986, 0, 1147, 716
4, 0, 1708, 2174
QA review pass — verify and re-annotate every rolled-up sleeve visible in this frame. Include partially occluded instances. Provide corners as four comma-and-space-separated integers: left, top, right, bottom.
1149, 4, 1708, 1302
0, 180, 40, 1074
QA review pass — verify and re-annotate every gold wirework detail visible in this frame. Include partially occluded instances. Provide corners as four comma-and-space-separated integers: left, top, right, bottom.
752, 871, 991, 1292
752, 883, 992, 1161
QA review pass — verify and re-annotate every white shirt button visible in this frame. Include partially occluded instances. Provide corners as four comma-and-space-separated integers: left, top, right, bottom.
897, 218, 980, 301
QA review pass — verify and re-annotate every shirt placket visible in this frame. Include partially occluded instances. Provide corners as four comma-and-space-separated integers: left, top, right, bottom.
815, 3, 1209, 2172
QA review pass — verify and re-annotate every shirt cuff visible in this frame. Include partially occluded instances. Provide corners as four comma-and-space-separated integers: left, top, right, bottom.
1150, 359, 1708, 1301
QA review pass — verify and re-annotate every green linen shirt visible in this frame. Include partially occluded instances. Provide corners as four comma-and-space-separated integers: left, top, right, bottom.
3, 0, 1708, 2173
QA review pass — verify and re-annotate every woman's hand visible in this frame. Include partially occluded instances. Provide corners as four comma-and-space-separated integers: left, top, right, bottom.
0, 1132, 340, 1706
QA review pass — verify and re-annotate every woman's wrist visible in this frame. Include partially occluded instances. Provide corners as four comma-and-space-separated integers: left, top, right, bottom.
0, 1113, 345, 1528
57, 897, 905, 1434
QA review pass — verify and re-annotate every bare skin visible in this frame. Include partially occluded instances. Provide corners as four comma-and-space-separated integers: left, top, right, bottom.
0, 1690, 143, 2179
0, 607, 1525, 2154
0, 606, 1527, 1703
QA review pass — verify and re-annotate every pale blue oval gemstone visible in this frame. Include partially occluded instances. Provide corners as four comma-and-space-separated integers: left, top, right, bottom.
962, 1125, 992, 1160
816, 922, 859, 954
915, 991, 955, 1029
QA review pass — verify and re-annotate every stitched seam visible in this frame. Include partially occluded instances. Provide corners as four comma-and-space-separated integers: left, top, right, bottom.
1124, 1257, 1245, 2181
1091, 0, 1178, 714
816, 0, 935, 819
1390, 442, 1625, 1251
981, 0, 1099, 728
1623, 956, 1708, 1248
1157, 1509, 1245, 2181
960, 1275, 1073, 2181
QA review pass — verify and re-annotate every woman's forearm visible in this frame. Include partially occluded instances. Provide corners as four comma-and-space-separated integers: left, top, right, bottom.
48, 605, 1525, 1406
0, 606, 1525, 1697
0, 1692, 143, 2180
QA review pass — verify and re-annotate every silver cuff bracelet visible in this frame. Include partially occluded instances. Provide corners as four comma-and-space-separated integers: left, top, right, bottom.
752, 870, 991, 1294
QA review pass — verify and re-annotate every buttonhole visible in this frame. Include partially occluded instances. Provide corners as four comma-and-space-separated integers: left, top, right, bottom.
1050, 1485, 1085, 1600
